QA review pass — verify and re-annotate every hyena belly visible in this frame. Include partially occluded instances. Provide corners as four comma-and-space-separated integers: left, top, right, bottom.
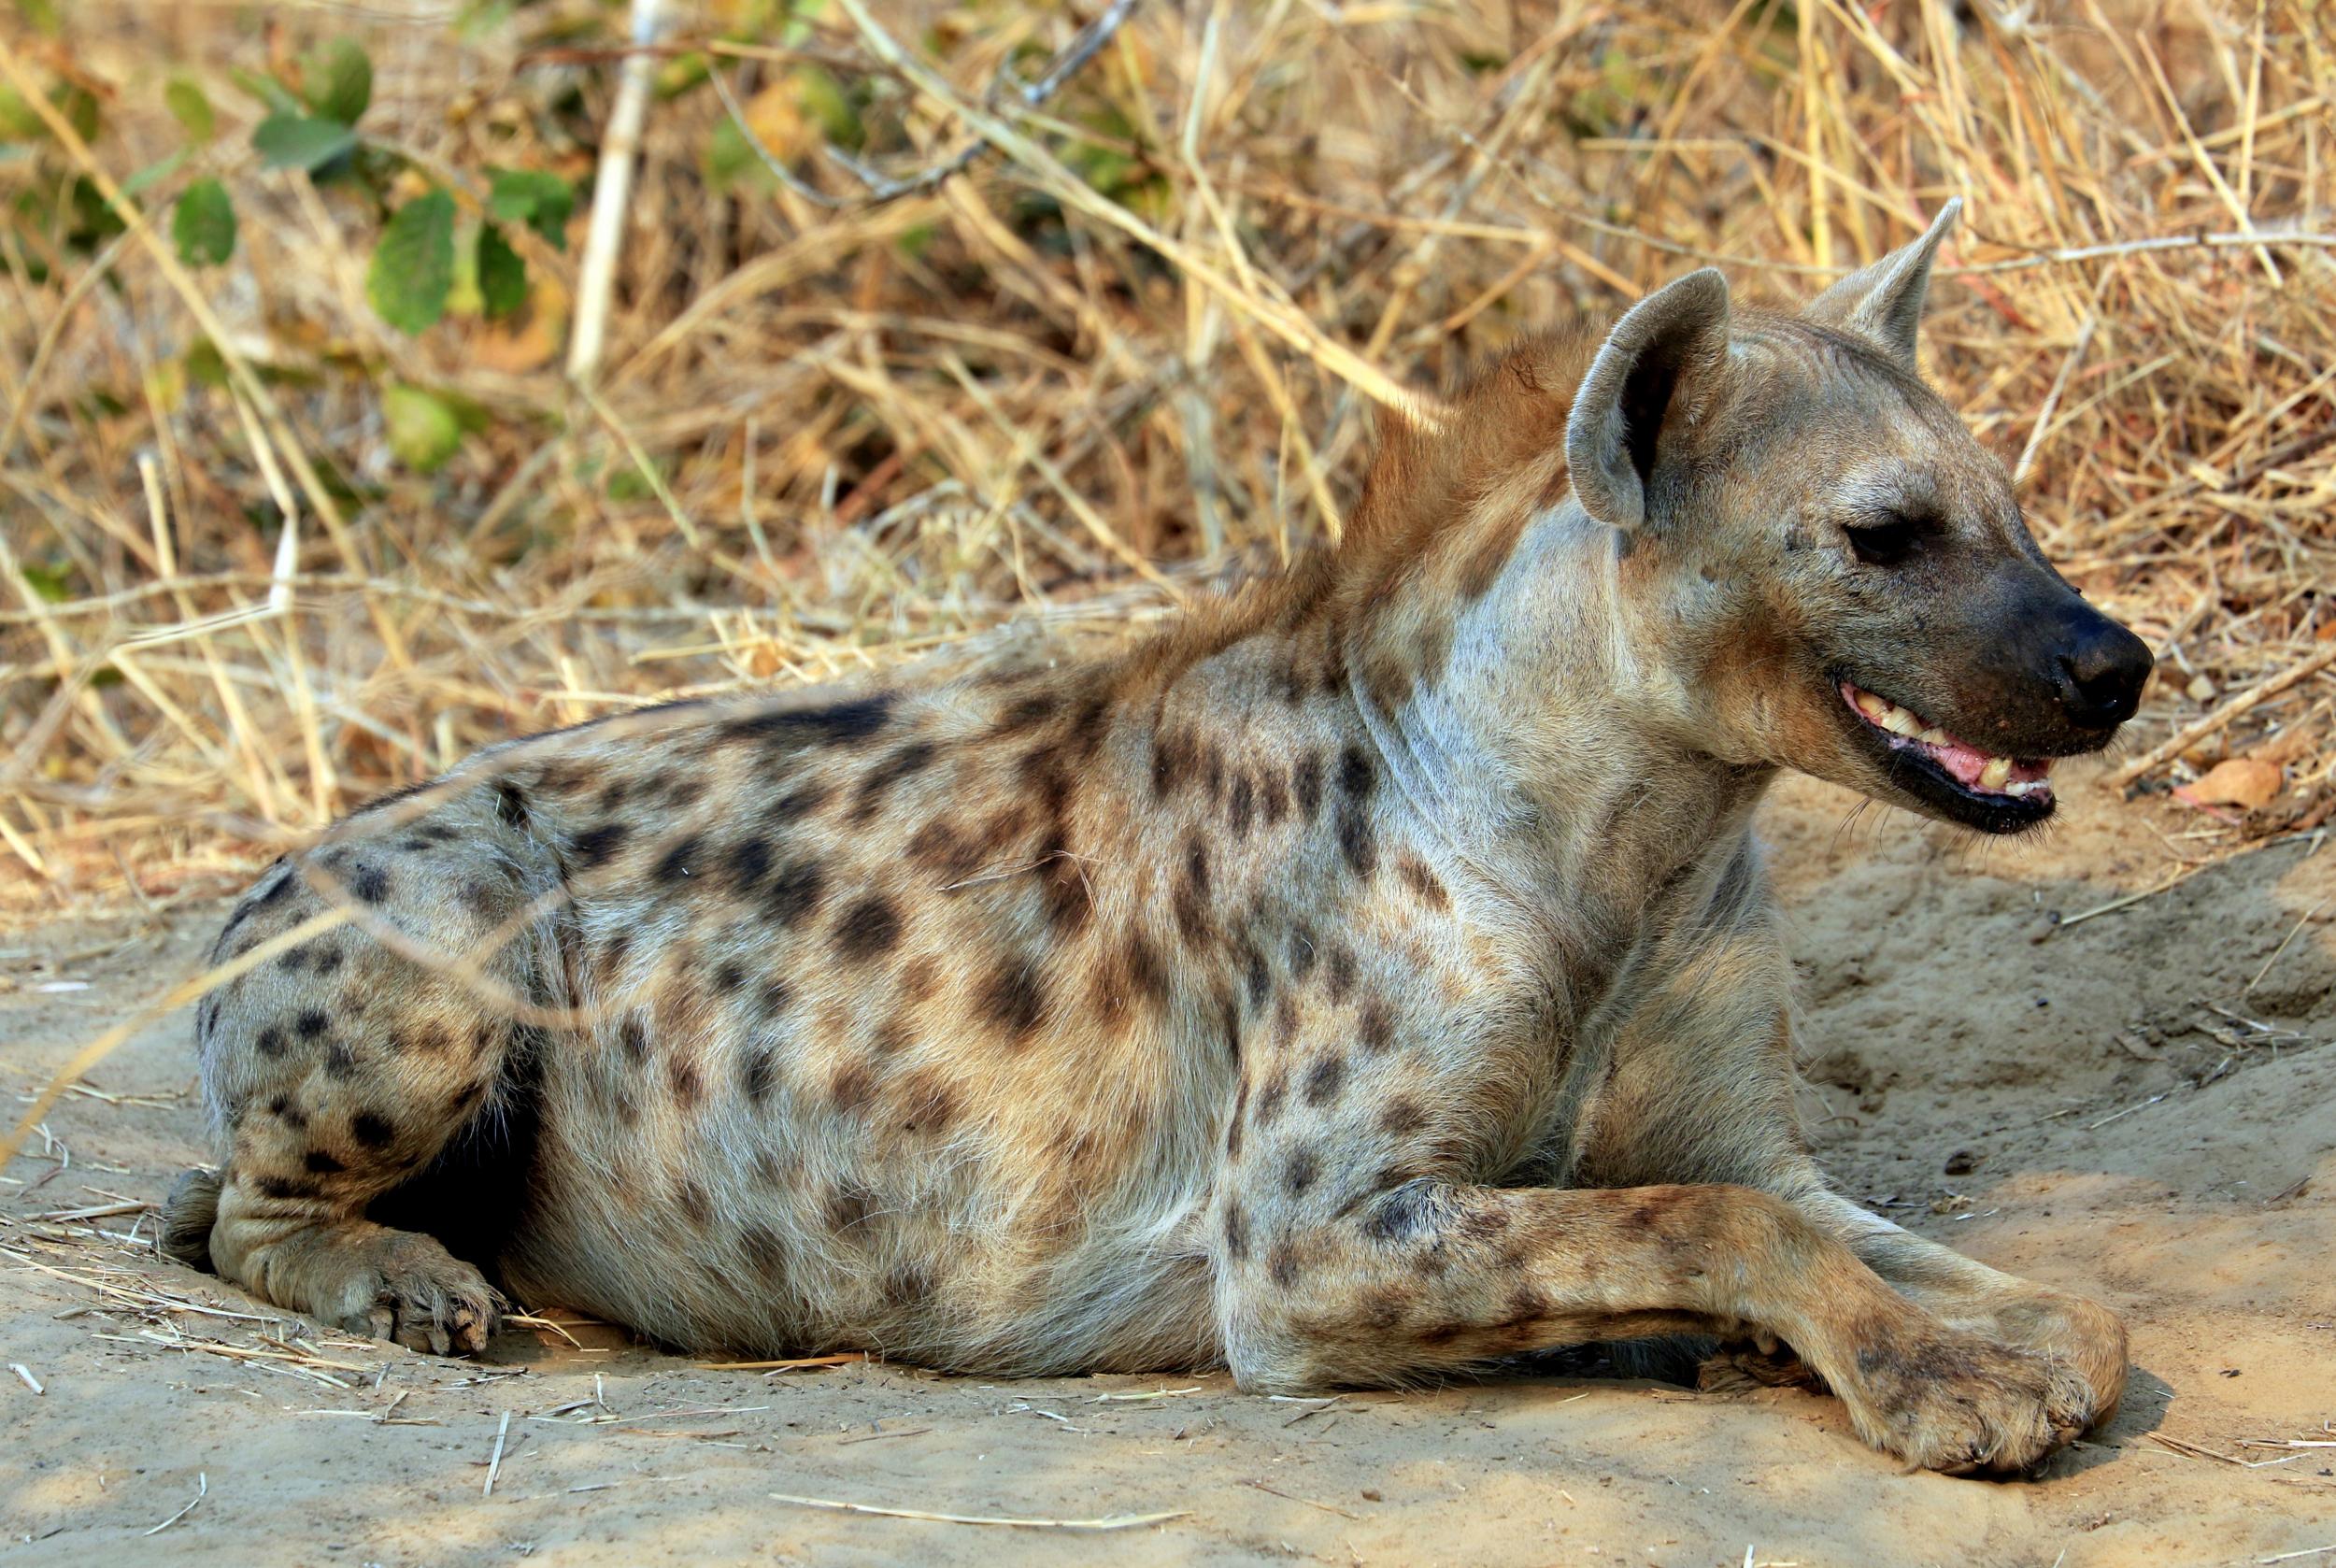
476, 692, 1232, 1367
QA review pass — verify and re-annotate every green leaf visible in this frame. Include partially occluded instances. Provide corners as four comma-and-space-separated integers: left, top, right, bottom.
793, 66, 862, 151
14, 0, 60, 37
19, 562, 71, 603
57, 84, 98, 143
301, 39, 373, 126
121, 149, 189, 198
166, 77, 217, 142
703, 115, 768, 193
173, 178, 236, 267
253, 113, 357, 172
229, 66, 302, 116
0, 85, 43, 143
476, 221, 526, 319
381, 384, 463, 472
367, 188, 455, 334
486, 168, 573, 249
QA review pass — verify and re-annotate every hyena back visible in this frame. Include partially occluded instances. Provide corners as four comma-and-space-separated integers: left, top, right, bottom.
166, 202, 2150, 1475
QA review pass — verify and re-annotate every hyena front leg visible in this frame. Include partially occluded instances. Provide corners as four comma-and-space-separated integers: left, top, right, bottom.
1791, 1190, 2129, 1421
163, 801, 564, 1354
1216, 1176, 2097, 1475
1566, 913, 2129, 1434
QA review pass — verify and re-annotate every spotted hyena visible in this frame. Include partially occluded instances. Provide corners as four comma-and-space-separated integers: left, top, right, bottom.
163, 202, 2151, 1475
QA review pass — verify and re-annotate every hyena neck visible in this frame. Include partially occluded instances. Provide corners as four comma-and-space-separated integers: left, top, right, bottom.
1147, 329, 1770, 911
1346, 492, 1773, 911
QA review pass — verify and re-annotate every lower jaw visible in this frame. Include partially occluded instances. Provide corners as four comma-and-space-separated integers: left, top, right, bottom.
1874, 743, 2058, 832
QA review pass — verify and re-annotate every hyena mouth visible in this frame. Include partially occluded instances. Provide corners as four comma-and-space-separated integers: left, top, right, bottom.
1839, 682, 2055, 818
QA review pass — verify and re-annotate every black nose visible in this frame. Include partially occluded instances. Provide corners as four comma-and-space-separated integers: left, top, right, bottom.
2056, 613, 2153, 728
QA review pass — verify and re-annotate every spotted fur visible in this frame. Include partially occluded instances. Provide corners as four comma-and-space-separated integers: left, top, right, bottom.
164, 205, 2137, 1475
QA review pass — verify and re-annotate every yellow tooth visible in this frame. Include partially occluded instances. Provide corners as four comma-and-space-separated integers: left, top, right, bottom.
1881, 706, 1922, 737
1917, 727, 1947, 745
1855, 691, 1890, 720
1978, 756, 2013, 790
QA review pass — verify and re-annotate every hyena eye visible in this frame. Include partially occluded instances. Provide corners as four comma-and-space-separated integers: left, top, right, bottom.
1843, 515, 1922, 567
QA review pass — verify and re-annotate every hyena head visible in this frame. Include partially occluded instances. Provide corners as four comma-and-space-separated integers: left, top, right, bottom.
1562, 199, 2152, 834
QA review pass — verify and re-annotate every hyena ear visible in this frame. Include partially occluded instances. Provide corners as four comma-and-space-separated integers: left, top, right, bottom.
1565, 267, 1732, 533
1802, 197, 1963, 371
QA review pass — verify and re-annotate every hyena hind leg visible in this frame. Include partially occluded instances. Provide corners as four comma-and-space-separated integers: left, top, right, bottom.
164, 822, 562, 1355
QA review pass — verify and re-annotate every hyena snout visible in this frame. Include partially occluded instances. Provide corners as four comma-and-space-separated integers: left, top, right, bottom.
1985, 576, 2155, 745
2044, 600, 2153, 732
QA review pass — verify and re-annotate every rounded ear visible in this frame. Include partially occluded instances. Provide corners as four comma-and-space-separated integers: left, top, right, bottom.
1802, 197, 1963, 370
1564, 268, 1732, 533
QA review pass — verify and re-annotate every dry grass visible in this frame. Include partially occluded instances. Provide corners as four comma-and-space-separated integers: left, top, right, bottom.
3, 0, 2333, 923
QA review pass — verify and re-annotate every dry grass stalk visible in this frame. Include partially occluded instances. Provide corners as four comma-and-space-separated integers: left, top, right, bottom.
1, 0, 2330, 945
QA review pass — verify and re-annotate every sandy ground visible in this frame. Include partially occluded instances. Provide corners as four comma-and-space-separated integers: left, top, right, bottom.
3, 765, 2331, 1567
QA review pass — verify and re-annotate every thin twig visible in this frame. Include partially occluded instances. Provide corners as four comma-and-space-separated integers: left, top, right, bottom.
768, 1494, 1185, 1531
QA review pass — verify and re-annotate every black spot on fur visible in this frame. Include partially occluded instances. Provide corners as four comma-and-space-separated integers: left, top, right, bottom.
1241, 939, 1271, 1009
1284, 1147, 1319, 1196
294, 1009, 330, 1041
494, 781, 531, 829
1222, 1202, 1250, 1261
1064, 690, 1112, 760
765, 860, 827, 927
1268, 1243, 1300, 1288
313, 946, 343, 976
825, 1182, 876, 1232
1229, 775, 1254, 835
1293, 752, 1325, 820
980, 957, 1046, 1042
651, 833, 704, 884
1149, 733, 1185, 798
350, 1112, 396, 1149
741, 1222, 789, 1278
1359, 996, 1395, 1053
998, 692, 1058, 734
254, 1175, 321, 1202
571, 821, 630, 869
1379, 1096, 1427, 1136
741, 1046, 779, 1105
713, 958, 749, 993
1036, 833, 1090, 934
1303, 1054, 1347, 1105
725, 693, 895, 748
1338, 744, 1376, 800
1253, 1068, 1289, 1128
851, 740, 937, 822
620, 1016, 649, 1063
1325, 946, 1358, 1003
1336, 805, 1377, 877
349, 862, 390, 904
303, 1149, 345, 1175
833, 895, 903, 962
885, 1262, 936, 1307
1174, 837, 1212, 946
766, 781, 833, 826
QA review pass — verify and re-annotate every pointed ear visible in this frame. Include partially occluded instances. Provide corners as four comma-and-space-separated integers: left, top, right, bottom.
1564, 268, 1733, 533
1802, 197, 1962, 370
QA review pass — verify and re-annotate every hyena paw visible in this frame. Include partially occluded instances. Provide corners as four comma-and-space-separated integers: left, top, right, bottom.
1846, 1330, 2095, 1475
314, 1232, 502, 1357
1973, 1290, 2129, 1429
